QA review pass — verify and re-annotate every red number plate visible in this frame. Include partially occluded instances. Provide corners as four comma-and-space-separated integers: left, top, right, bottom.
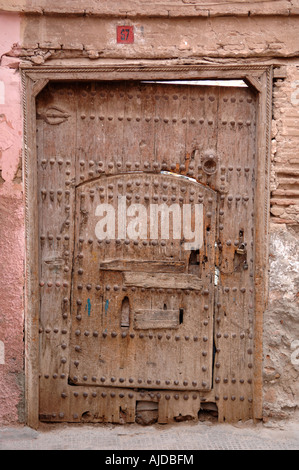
117, 26, 134, 44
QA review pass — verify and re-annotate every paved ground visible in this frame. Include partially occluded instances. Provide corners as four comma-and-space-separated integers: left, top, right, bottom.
0, 418, 299, 450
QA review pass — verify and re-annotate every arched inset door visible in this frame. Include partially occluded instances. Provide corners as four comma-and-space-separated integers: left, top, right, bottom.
70, 172, 216, 393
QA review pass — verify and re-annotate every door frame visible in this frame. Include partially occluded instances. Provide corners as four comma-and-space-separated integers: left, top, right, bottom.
21, 62, 272, 428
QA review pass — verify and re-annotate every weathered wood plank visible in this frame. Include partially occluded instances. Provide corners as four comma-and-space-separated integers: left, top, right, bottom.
134, 309, 180, 329
124, 272, 203, 290
100, 259, 186, 272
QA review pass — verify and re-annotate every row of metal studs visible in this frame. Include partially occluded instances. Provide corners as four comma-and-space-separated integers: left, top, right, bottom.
39, 159, 252, 173
69, 377, 209, 387
40, 329, 250, 341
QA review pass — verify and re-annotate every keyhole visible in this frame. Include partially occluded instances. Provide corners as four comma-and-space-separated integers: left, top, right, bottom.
188, 249, 201, 276
189, 249, 199, 265
179, 308, 184, 324
121, 296, 130, 328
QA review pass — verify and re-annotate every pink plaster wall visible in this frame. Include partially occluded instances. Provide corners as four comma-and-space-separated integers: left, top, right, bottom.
0, 12, 25, 424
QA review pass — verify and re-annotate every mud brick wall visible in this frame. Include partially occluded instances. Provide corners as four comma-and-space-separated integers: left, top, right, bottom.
264, 65, 299, 422
0, 12, 24, 424
0, 1, 298, 424
271, 66, 299, 225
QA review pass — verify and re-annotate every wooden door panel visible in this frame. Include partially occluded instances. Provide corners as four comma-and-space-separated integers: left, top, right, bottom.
37, 81, 257, 423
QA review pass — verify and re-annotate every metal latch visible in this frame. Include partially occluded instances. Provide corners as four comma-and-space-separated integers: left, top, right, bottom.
236, 242, 247, 256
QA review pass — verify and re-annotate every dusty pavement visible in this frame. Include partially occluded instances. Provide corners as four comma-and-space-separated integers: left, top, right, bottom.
0, 418, 299, 450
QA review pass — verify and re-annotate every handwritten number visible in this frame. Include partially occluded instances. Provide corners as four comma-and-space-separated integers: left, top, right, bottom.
121, 28, 130, 41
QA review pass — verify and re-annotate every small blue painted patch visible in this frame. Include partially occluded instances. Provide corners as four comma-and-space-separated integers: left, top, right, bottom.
85, 298, 91, 317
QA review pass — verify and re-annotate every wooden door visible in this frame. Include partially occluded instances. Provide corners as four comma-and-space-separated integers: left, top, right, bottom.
37, 80, 257, 423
